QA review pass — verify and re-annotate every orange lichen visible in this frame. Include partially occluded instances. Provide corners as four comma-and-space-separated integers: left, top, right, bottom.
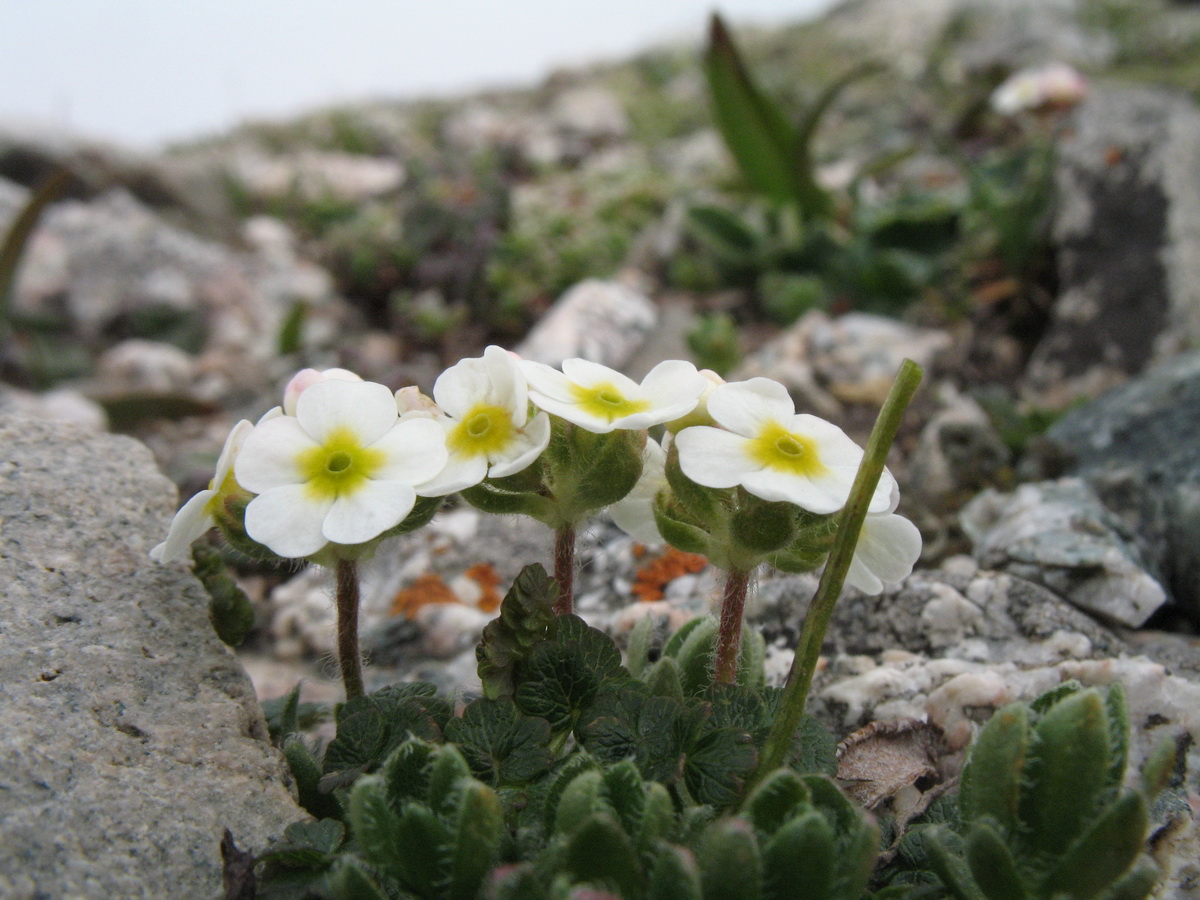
391, 573, 458, 618
465, 562, 503, 613
632, 547, 709, 603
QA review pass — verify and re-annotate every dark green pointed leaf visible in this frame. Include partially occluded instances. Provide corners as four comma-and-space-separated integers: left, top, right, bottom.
329, 857, 390, 900
393, 802, 450, 893
762, 810, 835, 900
477, 563, 558, 699
323, 709, 390, 781
263, 683, 301, 743
959, 703, 1028, 834
552, 615, 625, 682
555, 769, 612, 837
699, 817, 762, 900
381, 737, 436, 809
1140, 737, 1177, 799
347, 775, 406, 880
625, 614, 654, 680
686, 204, 761, 261
284, 735, 343, 820
965, 821, 1029, 900
427, 744, 474, 814
925, 825, 989, 900
259, 818, 346, 869
1104, 683, 1130, 796
1039, 791, 1148, 900
578, 685, 683, 783
1019, 689, 1111, 857
564, 814, 643, 899
445, 780, 504, 900
744, 768, 810, 837
1098, 860, 1160, 900
602, 759, 646, 839
643, 657, 685, 702
639, 782, 677, 848
444, 697, 554, 786
704, 13, 799, 206
486, 864, 550, 900
647, 844, 702, 900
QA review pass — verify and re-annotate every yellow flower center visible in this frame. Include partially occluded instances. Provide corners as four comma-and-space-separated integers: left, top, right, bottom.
298, 427, 386, 499
749, 421, 828, 478
570, 381, 651, 422
448, 404, 516, 457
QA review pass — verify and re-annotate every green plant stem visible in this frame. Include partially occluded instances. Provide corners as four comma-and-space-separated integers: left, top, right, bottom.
552, 524, 575, 616
335, 557, 365, 700
713, 567, 751, 684
748, 359, 922, 794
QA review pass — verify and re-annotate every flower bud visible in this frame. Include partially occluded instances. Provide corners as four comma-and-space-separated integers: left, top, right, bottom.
664, 369, 726, 432
282, 367, 362, 415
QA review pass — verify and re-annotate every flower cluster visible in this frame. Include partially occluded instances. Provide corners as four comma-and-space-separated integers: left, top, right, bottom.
153, 350, 920, 596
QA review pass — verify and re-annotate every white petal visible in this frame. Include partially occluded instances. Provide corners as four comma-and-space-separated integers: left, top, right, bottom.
212, 419, 255, 488
296, 380, 398, 446
525, 393, 617, 433
707, 379, 796, 437
868, 468, 900, 514
150, 490, 216, 562
323, 481, 417, 545
244, 485, 332, 558
234, 417, 315, 493
521, 360, 576, 404
561, 358, 641, 395
845, 513, 922, 594
741, 467, 854, 513
676, 427, 756, 488
416, 451, 490, 496
487, 412, 550, 477
434, 356, 490, 420
483, 345, 527, 424
370, 418, 450, 485
639, 359, 707, 407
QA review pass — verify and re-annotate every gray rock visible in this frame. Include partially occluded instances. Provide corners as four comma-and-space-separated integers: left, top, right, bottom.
961, 479, 1167, 627
908, 384, 1010, 504
0, 416, 302, 899
1036, 349, 1200, 615
515, 278, 658, 370
1024, 86, 1200, 407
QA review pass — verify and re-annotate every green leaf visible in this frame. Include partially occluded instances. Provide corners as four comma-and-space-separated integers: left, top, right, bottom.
762, 811, 835, 900
683, 724, 758, 808
394, 802, 451, 893
323, 710, 390, 783
329, 857, 390, 900
643, 657, 685, 702
563, 814, 643, 899
1140, 737, 1177, 799
674, 617, 718, 696
699, 817, 762, 900
192, 542, 257, 646
346, 775, 406, 881
964, 821, 1029, 900
263, 683, 301, 743
578, 685, 683, 783
686, 204, 761, 261
1019, 689, 1112, 857
541, 752, 600, 835
1028, 679, 1081, 716
647, 844, 703, 900
662, 616, 710, 660
1039, 791, 1149, 900
427, 744, 474, 815
555, 769, 612, 837
477, 564, 558, 700
444, 697, 554, 786
626, 614, 654, 680
925, 825, 988, 900
445, 780, 504, 900
284, 736, 343, 821
381, 737, 436, 809
487, 865, 550, 900
639, 782, 677, 849
1097, 860, 1160, 900
789, 714, 838, 777
461, 480, 557, 520
743, 768, 810, 837
602, 759, 647, 840
704, 13, 799, 206
259, 818, 346, 869
958, 703, 1028, 834
1104, 683, 1130, 796
516, 643, 603, 735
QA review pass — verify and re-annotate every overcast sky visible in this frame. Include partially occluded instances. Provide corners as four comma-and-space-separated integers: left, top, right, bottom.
1, 1, 836, 150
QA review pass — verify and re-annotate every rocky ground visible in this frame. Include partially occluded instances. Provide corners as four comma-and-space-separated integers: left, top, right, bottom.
3, 0, 1200, 895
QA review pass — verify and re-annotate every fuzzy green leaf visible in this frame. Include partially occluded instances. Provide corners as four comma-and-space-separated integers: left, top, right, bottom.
1140, 737, 1177, 799
394, 802, 451, 893
477, 564, 558, 699
461, 481, 557, 520
381, 737, 437, 809
1039, 791, 1149, 900
427, 744, 474, 814
704, 13, 799, 206
564, 813, 643, 899
329, 857, 390, 900
647, 844, 703, 900
259, 818, 346, 870
555, 769, 612, 837
284, 736, 343, 821
1019, 689, 1112, 858
444, 697, 554, 787
264, 682, 301, 743
578, 685, 683, 783
1028, 679, 1081, 715
192, 542, 257, 646
1103, 683, 1130, 796
516, 643, 604, 734
762, 810, 835, 900
602, 759, 647, 839
643, 657, 686, 702
802, 775, 878, 897
541, 752, 601, 835
322, 709, 390, 783
699, 817, 763, 900
790, 713, 839, 777
958, 703, 1028, 835
744, 768, 811, 837
924, 826, 988, 900
662, 617, 710, 660
965, 821, 1029, 900
625, 614, 654, 680
445, 780, 504, 900
347, 775, 407, 882
639, 782, 678, 848
683, 723, 759, 807
1097, 860, 1160, 900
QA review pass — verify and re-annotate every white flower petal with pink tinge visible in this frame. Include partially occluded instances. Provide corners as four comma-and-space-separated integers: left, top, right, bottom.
296, 380, 399, 446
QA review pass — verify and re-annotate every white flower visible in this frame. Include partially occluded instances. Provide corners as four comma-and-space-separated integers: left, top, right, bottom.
991, 62, 1087, 115
845, 486, 922, 595
521, 358, 708, 434
283, 367, 362, 415
418, 345, 551, 495
234, 379, 448, 558
609, 436, 668, 546
674, 377, 896, 514
150, 419, 254, 563
394, 385, 442, 419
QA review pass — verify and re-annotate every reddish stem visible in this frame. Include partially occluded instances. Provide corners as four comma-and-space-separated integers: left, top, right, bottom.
335, 558, 365, 700
713, 567, 751, 684
553, 524, 576, 616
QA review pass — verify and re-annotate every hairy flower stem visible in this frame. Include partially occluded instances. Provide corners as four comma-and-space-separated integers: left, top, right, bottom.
335, 558, 365, 700
713, 567, 751, 684
552, 524, 576, 615
747, 359, 923, 796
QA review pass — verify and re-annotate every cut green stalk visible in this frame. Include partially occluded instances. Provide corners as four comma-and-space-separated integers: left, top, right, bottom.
748, 358, 922, 792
